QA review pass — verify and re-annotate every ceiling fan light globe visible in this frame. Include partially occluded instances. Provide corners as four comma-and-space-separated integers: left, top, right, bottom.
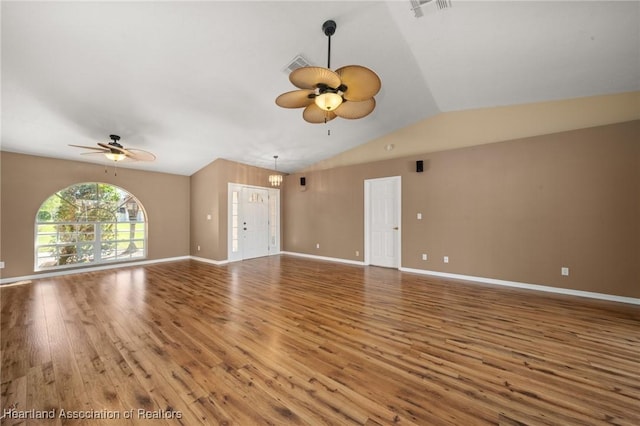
315, 92, 343, 111
105, 152, 126, 162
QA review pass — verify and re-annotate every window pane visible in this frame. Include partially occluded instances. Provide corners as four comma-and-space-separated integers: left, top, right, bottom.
36, 246, 57, 268
102, 224, 116, 240
76, 245, 95, 263
101, 242, 116, 259
57, 232, 76, 243
117, 226, 137, 239
59, 250, 79, 265
36, 225, 56, 244
117, 241, 131, 251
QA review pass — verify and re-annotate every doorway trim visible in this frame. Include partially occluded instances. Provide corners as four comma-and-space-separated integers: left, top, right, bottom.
227, 182, 280, 262
364, 176, 402, 268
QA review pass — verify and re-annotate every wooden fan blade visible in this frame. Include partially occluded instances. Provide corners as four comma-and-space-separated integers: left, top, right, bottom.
98, 142, 127, 154
71, 140, 154, 162
79, 151, 109, 157
334, 98, 376, 120
275, 90, 314, 108
69, 144, 108, 152
123, 149, 156, 162
303, 103, 336, 124
336, 65, 381, 101
290, 67, 341, 90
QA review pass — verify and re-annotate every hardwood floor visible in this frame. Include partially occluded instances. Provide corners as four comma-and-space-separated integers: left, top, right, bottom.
1, 256, 639, 425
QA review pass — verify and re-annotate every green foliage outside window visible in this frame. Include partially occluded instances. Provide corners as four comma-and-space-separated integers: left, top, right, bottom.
35, 183, 146, 269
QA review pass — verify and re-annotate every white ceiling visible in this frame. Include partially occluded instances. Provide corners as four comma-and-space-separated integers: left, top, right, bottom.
2, 1, 639, 175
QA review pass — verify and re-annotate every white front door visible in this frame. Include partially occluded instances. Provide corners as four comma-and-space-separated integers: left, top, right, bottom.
228, 184, 279, 262
241, 187, 270, 260
365, 176, 401, 268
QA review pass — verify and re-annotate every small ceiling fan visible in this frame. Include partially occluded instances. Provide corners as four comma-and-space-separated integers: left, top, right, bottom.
70, 135, 156, 162
276, 20, 381, 123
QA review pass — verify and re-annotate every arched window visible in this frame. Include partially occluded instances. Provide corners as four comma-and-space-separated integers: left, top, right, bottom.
35, 182, 147, 270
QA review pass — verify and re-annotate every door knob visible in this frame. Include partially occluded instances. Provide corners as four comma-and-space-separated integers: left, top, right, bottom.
393, 226, 399, 230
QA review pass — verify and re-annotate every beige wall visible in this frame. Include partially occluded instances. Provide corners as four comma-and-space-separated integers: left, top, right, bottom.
2, 120, 638, 299
284, 120, 640, 298
0, 152, 190, 279
190, 158, 282, 261
303, 91, 640, 172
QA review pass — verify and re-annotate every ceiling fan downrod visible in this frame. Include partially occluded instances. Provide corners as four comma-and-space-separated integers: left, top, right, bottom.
108, 134, 123, 151
322, 20, 337, 69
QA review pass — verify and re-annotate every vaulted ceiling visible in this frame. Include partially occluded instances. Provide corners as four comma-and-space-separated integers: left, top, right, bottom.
2, 1, 639, 175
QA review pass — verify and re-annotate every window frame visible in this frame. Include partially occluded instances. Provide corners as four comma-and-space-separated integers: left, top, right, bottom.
34, 183, 148, 271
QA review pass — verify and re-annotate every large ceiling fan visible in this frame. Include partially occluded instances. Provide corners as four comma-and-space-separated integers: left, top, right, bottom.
276, 20, 381, 124
70, 134, 156, 162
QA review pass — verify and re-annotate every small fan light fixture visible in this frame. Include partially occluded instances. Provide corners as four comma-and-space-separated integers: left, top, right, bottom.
105, 153, 125, 161
102, 135, 127, 162
103, 135, 127, 161
105, 152, 126, 162
315, 91, 343, 111
269, 155, 283, 187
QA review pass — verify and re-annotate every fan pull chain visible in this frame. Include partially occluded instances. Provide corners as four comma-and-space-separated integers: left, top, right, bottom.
104, 161, 118, 176
324, 114, 331, 135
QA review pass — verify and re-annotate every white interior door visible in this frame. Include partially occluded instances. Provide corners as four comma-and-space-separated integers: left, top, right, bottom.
365, 176, 401, 268
241, 187, 270, 260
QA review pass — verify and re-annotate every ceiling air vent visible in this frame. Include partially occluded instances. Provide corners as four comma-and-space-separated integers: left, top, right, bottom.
410, 0, 452, 18
283, 54, 312, 74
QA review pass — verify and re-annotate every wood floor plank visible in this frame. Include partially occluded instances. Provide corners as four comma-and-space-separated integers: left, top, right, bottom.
25, 363, 61, 426
1, 256, 639, 425
0, 375, 27, 426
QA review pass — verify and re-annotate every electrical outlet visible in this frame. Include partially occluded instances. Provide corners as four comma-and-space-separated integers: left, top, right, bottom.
197, 245, 201, 251
561, 267, 569, 276
417, 213, 422, 220
422, 254, 428, 261
316, 243, 320, 249
0, 261, 4, 269
355, 250, 360, 257
443, 256, 449, 263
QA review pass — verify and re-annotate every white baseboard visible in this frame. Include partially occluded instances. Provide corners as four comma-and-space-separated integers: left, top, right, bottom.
3, 254, 637, 306
190, 256, 229, 265
0, 256, 191, 285
278, 253, 640, 305
281, 251, 365, 266
400, 267, 640, 306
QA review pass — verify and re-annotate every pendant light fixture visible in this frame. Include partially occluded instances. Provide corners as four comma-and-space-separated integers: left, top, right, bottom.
269, 155, 283, 187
